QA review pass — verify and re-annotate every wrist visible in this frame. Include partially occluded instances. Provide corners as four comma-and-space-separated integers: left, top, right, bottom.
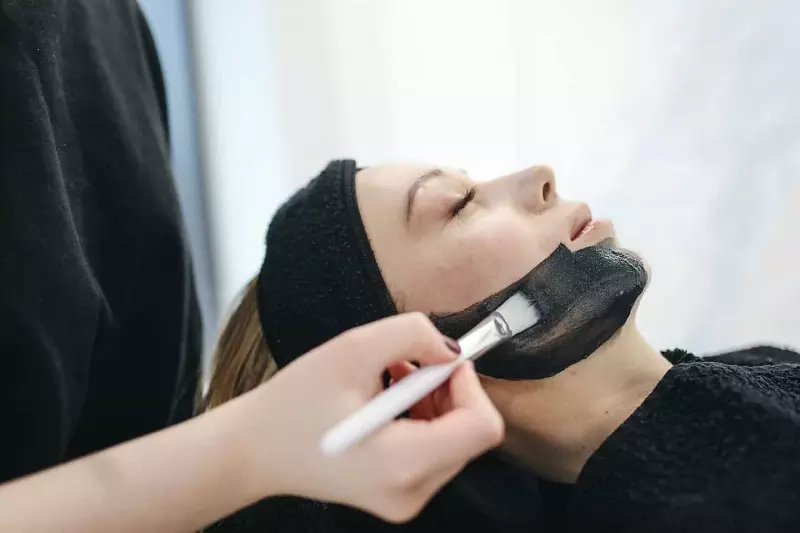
204, 385, 284, 504
225, 384, 290, 500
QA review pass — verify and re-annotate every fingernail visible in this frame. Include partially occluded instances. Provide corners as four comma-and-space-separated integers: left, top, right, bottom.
443, 336, 461, 355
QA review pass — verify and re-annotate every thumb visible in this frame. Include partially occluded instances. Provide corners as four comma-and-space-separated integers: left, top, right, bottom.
405, 362, 504, 470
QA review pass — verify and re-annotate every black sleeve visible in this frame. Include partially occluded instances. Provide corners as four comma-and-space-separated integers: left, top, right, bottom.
569, 361, 800, 532
206, 497, 391, 533
0, 2, 101, 481
0, 0, 201, 482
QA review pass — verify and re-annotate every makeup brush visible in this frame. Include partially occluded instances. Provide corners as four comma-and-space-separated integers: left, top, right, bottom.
319, 292, 541, 457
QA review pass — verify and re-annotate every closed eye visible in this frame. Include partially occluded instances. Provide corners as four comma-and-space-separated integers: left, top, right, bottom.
450, 187, 476, 217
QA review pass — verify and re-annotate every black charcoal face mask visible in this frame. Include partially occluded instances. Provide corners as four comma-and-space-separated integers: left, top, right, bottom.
432, 240, 647, 380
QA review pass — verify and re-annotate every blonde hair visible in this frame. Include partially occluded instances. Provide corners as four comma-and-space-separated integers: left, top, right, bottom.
202, 278, 278, 411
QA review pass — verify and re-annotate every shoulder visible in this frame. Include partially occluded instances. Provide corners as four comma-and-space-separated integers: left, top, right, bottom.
702, 345, 800, 367
662, 345, 800, 367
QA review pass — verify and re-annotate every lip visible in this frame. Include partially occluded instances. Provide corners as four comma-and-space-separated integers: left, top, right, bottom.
569, 204, 594, 241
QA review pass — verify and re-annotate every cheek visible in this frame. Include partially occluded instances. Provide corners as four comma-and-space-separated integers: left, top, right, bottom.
424, 215, 562, 312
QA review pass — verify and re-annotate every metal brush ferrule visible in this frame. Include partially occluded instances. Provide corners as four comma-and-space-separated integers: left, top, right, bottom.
457, 311, 513, 363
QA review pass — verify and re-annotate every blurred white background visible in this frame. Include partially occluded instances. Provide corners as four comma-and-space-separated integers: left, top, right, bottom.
148, 0, 800, 360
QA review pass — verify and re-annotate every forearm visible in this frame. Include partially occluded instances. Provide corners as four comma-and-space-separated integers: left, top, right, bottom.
0, 388, 274, 533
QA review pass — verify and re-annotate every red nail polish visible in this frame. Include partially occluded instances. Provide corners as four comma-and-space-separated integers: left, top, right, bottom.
443, 336, 461, 355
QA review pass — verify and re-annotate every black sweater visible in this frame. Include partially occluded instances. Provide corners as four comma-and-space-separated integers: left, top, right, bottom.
209, 346, 800, 532
0, 1, 201, 482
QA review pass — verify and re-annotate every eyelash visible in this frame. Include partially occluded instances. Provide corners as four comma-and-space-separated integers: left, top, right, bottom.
450, 187, 476, 217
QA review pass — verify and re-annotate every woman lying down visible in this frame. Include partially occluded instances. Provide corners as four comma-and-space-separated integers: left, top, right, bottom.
203, 160, 800, 532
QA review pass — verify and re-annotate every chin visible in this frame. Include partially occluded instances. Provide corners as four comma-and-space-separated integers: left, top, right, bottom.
617, 242, 651, 283
592, 224, 652, 283
591, 235, 651, 332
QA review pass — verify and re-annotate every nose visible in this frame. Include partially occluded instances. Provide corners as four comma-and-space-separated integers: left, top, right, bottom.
483, 165, 558, 212
495, 165, 557, 213
526, 165, 557, 212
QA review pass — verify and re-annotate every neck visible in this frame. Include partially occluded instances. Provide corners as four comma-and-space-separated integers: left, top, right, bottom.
483, 321, 672, 483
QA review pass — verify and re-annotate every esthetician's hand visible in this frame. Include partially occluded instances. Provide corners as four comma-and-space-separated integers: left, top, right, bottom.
0, 314, 502, 533
242, 313, 504, 522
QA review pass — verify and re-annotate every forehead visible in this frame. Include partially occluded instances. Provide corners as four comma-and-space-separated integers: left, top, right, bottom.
356, 163, 429, 193
355, 163, 465, 208
356, 164, 442, 248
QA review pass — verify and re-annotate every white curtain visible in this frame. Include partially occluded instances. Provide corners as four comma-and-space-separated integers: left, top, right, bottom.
192, 0, 800, 355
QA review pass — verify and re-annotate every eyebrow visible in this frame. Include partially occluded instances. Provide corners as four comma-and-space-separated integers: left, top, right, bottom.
405, 168, 444, 222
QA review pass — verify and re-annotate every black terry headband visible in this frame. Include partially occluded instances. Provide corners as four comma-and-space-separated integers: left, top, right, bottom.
257, 159, 397, 368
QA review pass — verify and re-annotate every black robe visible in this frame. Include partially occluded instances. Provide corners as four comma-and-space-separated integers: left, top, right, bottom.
0, 0, 201, 482
208, 346, 800, 532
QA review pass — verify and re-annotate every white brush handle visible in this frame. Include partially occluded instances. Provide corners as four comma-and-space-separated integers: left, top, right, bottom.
320, 362, 458, 457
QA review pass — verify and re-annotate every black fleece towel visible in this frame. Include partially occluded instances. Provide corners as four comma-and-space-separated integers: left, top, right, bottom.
208, 346, 800, 532
569, 346, 800, 532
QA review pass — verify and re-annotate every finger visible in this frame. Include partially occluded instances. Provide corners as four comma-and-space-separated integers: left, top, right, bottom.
335, 313, 459, 377
387, 361, 416, 382
388, 361, 439, 420
431, 384, 451, 417
402, 363, 504, 471
448, 362, 496, 412
366, 413, 490, 499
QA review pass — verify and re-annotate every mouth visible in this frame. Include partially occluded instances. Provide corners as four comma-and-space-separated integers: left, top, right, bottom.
570, 205, 594, 241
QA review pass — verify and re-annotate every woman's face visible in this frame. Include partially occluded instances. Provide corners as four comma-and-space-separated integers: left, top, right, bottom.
356, 164, 618, 315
